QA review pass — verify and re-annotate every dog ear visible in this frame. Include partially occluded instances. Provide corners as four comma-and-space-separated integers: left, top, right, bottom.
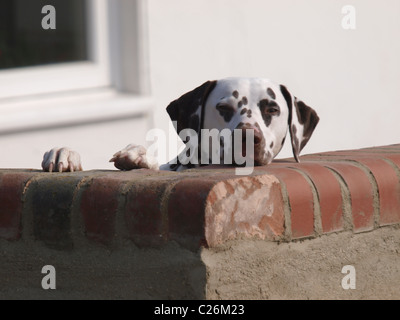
280, 85, 320, 162
166, 80, 217, 135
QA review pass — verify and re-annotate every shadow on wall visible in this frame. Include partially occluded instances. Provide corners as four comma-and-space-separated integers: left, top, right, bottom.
0, 240, 206, 299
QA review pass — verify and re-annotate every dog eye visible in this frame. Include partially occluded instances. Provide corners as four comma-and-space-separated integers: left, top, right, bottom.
264, 106, 280, 115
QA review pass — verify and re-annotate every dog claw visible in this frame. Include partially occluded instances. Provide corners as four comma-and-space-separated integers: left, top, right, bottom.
41, 147, 82, 172
110, 144, 159, 170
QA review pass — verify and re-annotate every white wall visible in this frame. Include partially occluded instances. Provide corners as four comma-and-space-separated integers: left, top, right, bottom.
147, 0, 400, 160
0, 0, 399, 170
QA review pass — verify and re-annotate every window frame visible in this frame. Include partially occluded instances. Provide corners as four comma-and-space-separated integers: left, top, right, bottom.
0, 0, 111, 101
0, 0, 153, 133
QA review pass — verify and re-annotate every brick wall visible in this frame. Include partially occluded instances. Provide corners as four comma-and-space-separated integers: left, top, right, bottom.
1, 144, 400, 251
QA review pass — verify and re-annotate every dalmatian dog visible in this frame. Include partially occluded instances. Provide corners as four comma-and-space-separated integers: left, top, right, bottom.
41, 77, 319, 172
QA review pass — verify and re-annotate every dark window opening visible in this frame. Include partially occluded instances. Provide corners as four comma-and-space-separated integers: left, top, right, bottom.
0, 0, 87, 70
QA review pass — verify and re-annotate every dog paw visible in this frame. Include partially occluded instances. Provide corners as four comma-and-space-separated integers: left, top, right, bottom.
42, 147, 83, 172
109, 144, 158, 170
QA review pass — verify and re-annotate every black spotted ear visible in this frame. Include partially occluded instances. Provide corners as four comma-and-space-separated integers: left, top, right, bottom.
280, 85, 320, 162
166, 80, 217, 135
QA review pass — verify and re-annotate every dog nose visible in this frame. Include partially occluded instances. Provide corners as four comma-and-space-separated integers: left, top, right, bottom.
236, 123, 262, 145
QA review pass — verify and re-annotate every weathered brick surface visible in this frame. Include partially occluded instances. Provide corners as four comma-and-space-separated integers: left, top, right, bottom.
292, 163, 344, 234
264, 167, 315, 239
323, 162, 375, 232
345, 157, 400, 226
0, 144, 400, 250
26, 174, 84, 250
205, 175, 285, 246
0, 170, 41, 240
125, 175, 180, 246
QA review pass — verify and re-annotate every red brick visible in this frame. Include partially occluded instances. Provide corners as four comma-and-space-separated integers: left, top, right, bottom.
345, 157, 400, 226
361, 144, 400, 152
28, 174, 86, 250
385, 144, 400, 151
80, 178, 120, 245
293, 163, 344, 233
1, 143, 400, 250
301, 151, 382, 162
301, 145, 400, 161
323, 162, 375, 232
205, 175, 285, 246
80, 170, 164, 245
383, 154, 400, 170
266, 167, 314, 239
124, 176, 182, 246
0, 171, 40, 240
167, 178, 218, 245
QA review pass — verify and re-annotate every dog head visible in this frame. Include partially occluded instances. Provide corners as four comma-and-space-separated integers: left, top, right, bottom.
166, 77, 319, 166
